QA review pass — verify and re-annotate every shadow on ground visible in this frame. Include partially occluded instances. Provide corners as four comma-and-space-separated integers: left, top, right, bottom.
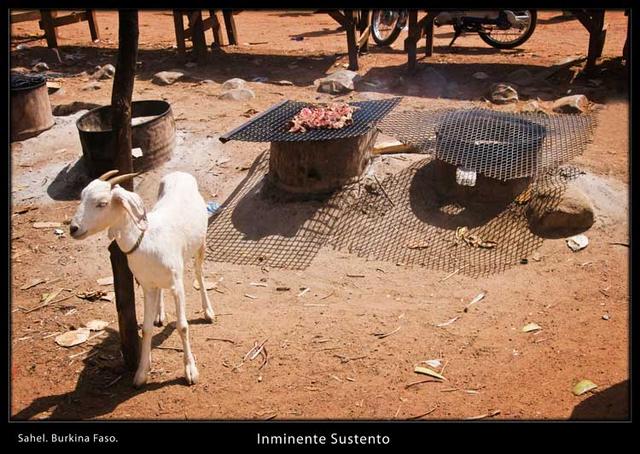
11, 321, 212, 420
569, 380, 629, 420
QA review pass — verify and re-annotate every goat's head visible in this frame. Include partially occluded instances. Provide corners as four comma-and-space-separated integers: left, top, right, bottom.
70, 170, 147, 240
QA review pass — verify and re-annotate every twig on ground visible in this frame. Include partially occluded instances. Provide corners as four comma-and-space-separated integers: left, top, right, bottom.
408, 405, 438, 420
373, 326, 401, 339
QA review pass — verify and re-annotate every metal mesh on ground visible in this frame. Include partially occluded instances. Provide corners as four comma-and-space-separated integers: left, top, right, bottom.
376, 107, 596, 181
328, 157, 582, 278
220, 97, 401, 143
205, 151, 355, 270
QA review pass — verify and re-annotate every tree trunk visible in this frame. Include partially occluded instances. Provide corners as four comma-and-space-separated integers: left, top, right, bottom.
268, 130, 377, 194
110, 10, 140, 371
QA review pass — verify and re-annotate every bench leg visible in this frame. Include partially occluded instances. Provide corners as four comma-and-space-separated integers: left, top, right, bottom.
209, 10, 224, 47
87, 9, 100, 42
173, 11, 187, 63
345, 10, 358, 70
39, 10, 59, 48
222, 10, 238, 45
405, 10, 419, 71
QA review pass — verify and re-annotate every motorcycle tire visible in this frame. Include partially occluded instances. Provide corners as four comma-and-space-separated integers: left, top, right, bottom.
478, 10, 537, 49
371, 10, 404, 46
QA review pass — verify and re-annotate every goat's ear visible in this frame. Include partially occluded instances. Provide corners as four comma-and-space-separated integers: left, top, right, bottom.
111, 186, 148, 231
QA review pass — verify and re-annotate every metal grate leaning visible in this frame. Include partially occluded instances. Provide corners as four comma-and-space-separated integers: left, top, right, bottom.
219, 97, 402, 143
377, 107, 596, 181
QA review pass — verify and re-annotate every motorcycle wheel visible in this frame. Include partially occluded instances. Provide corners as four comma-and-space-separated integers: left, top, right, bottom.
371, 10, 404, 46
478, 10, 537, 49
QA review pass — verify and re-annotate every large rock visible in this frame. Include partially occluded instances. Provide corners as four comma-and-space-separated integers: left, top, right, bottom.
315, 70, 361, 94
219, 88, 255, 101
489, 82, 518, 104
552, 94, 589, 114
152, 70, 186, 86
526, 183, 595, 237
222, 78, 246, 90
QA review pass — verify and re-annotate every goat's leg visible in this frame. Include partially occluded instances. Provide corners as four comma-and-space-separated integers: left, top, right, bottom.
172, 276, 199, 385
195, 244, 215, 323
154, 289, 166, 327
133, 286, 160, 388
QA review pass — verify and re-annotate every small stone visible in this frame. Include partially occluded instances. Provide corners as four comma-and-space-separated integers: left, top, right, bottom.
274, 80, 294, 86
219, 88, 255, 101
201, 79, 215, 84
552, 94, 589, 114
489, 82, 518, 104
251, 76, 268, 83
16, 44, 28, 51
221, 78, 246, 90
473, 72, 489, 80
602, 314, 610, 320
185, 62, 198, 68
152, 70, 186, 86
32, 62, 49, 72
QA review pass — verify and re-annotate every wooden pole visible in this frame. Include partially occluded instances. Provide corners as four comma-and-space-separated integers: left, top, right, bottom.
405, 10, 419, 71
110, 9, 140, 371
345, 9, 358, 70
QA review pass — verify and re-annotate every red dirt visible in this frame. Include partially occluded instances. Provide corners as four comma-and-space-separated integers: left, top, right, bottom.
10, 10, 629, 420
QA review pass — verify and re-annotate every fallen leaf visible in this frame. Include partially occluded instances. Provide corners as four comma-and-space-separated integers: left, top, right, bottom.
20, 278, 46, 290
414, 366, 446, 380
96, 276, 114, 286
573, 379, 598, 396
85, 320, 109, 331
522, 322, 542, 333
55, 328, 90, 347
33, 222, 62, 229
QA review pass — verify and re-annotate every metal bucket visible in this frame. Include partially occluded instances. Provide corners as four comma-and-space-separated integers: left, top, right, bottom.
76, 100, 175, 178
10, 74, 55, 142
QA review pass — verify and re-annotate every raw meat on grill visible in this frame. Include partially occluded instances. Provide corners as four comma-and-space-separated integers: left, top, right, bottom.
288, 103, 357, 133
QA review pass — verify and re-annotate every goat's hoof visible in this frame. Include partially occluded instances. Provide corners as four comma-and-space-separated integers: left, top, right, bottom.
153, 319, 164, 327
133, 372, 148, 388
204, 309, 215, 323
185, 363, 199, 385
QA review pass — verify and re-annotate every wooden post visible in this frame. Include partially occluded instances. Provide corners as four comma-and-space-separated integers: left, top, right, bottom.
173, 10, 187, 63
209, 10, 224, 47
586, 11, 606, 70
623, 10, 629, 61
86, 9, 100, 42
345, 9, 358, 70
39, 10, 59, 48
110, 10, 140, 371
405, 10, 419, 70
222, 10, 238, 45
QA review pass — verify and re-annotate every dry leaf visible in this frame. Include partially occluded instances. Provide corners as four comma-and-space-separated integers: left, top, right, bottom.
522, 322, 542, 333
55, 328, 90, 347
414, 366, 446, 380
85, 320, 109, 331
573, 379, 598, 396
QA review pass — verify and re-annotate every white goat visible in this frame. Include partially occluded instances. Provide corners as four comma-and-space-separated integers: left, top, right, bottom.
70, 170, 214, 387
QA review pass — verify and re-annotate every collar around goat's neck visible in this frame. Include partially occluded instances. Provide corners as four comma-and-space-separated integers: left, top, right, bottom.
113, 208, 148, 256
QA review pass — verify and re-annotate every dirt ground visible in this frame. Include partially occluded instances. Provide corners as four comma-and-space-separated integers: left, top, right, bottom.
10, 10, 629, 420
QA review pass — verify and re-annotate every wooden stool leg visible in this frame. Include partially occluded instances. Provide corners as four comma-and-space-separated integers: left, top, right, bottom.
209, 10, 224, 47
405, 10, 419, 70
345, 9, 358, 70
424, 12, 434, 57
189, 10, 209, 62
87, 9, 100, 42
358, 9, 370, 53
173, 10, 187, 63
39, 10, 59, 48
222, 10, 238, 45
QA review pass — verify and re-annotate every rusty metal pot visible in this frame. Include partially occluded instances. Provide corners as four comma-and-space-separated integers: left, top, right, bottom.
10, 74, 55, 142
76, 100, 175, 178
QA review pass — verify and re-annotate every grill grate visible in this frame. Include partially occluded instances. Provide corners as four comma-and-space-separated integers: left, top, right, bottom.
377, 107, 596, 181
219, 97, 402, 143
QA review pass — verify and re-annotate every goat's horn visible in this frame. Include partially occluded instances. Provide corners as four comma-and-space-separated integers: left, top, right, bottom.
98, 170, 120, 181
108, 172, 139, 187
